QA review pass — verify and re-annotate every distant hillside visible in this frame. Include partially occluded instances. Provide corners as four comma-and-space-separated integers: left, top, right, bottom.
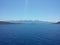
56, 21, 60, 24
53, 21, 60, 24
9, 20, 51, 24
0, 21, 15, 24
0, 20, 52, 24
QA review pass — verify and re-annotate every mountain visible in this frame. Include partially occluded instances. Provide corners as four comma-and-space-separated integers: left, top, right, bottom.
0, 21, 15, 24
9, 20, 51, 24
56, 21, 60, 24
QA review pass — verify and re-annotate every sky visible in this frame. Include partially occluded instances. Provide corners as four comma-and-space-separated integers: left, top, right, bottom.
0, 0, 60, 22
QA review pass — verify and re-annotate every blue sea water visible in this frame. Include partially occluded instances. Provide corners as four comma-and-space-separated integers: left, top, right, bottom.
0, 23, 60, 45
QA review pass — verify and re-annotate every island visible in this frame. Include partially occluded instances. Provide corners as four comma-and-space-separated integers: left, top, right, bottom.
0, 21, 15, 24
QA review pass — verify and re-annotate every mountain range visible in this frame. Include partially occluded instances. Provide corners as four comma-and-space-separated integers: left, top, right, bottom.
0, 20, 60, 24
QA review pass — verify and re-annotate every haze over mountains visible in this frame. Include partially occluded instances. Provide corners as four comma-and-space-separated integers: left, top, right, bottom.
8, 20, 52, 23
0, 20, 60, 24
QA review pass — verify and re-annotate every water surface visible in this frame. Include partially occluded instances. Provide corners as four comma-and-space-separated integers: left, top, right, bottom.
0, 23, 60, 45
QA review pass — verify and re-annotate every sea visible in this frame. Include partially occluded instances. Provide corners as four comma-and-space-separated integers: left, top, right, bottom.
0, 23, 60, 45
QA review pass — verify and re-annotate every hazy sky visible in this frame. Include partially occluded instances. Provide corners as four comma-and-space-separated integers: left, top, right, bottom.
0, 0, 60, 22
